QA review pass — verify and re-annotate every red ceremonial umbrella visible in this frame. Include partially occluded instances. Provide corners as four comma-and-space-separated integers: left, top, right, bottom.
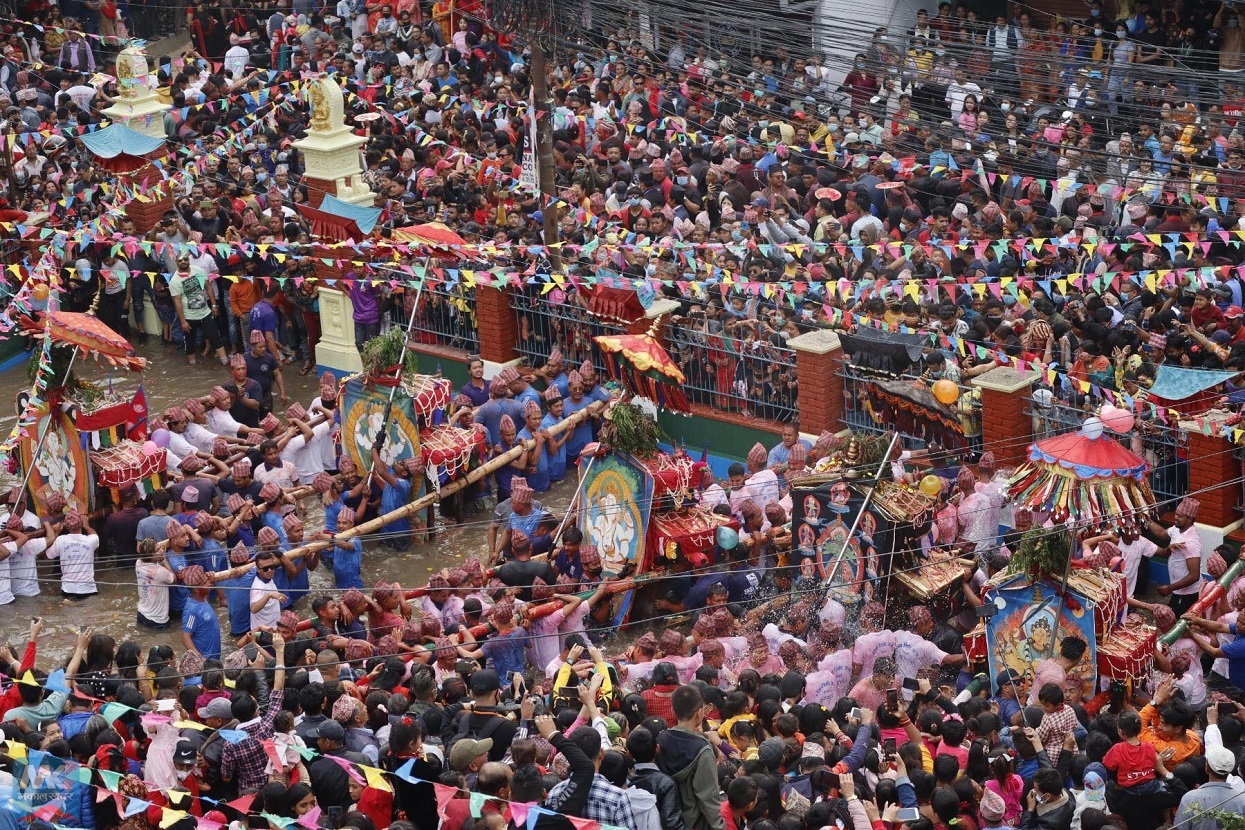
1008, 430, 1154, 531
21, 311, 146, 371
595, 321, 691, 413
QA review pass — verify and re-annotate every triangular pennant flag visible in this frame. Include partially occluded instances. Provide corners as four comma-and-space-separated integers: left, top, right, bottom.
362, 765, 393, 793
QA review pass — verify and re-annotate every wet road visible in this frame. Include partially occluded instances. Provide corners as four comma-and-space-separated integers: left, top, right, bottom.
0, 338, 580, 662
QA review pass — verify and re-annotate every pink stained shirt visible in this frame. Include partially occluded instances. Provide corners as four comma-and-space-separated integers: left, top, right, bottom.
803, 649, 855, 706
853, 629, 897, 675
848, 675, 897, 713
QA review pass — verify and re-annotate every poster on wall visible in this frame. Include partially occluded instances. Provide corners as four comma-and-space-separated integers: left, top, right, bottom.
985, 575, 1098, 701
580, 452, 653, 627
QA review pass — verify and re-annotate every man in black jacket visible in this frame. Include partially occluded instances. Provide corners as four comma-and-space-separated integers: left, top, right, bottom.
628, 726, 685, 830
510, 714, 594, 830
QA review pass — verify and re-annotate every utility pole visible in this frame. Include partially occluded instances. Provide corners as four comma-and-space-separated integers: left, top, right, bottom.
491, 0, 561, 270
529, 36, 561, 270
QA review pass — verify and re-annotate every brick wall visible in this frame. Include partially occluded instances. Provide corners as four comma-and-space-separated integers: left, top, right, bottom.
1188, 429, 1238, 529
972, 367, 1039, 468
475, 286, 518, 364
789, 330, 845, 436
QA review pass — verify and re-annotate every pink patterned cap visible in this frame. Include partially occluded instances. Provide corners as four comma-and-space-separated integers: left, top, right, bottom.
257, 526, 280, 546
312, 472, 334, 493
211, 386, 231, 403
182, 565, 209, 587
226, 493, 246, 513
283, 513, 303, 533
278, 611, 301, 631
260, 413, 281, 433
212, 437, 230, 458
543, 386, 562, 402
179, 455, 206, 473
232, 459, 252, 479
259, 482, 281, 503
229, 542, 251, 564
285, 403, 307, 421
747, 442, 766, 467
184, 398, 205, 416
229, 353, 247, 370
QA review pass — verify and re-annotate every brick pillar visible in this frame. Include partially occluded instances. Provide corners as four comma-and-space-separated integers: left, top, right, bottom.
122, 169, 174, 233
475, 286, 518, 365
971, 366, 1039, 468
303, 178, 335, 209
1186, 425, 1237, 530
788, 330, 844, 435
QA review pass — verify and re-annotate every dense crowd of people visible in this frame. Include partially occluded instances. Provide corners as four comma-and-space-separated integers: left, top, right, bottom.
8, 0, 1245, 829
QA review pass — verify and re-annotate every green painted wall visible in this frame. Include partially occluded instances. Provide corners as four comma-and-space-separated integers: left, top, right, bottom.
656, 409, 781, 463
410, 348, 470, 390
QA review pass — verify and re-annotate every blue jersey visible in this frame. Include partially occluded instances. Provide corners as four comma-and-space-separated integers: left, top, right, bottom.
219, 574, 253, 636
563, 396, 595, 460
379, 475, 412, 538
540, 413, 567, 482
333, 538, 364, 589
517, 427, 550, 492
167, 551, 189, 616
182, 597, 222, 660
195, 539, 226, 573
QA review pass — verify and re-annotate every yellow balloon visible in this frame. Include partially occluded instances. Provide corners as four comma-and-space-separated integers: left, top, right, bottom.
919, 474, 943, 497
31, 284, 48, 301
933, 378, 960, 405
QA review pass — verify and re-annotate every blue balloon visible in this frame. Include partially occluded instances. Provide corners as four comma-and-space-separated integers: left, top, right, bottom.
716, 525, 739, 550
151, 428, 170, 448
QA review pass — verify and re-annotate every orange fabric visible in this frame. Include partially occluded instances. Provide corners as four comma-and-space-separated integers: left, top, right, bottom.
1139, 703, 1203, 765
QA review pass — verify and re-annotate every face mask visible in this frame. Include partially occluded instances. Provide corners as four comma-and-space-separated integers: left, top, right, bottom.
1000, 102, 1010, 111
1094, 28, 1102, 35
1116, 29, 1126, 37
175, 770, 191, 782
731, 230, 742, 241
487, 150, 497, 159
628, 197, 640, 207
855, 61, 864, 69
758, 120, 769, 128
1090, 8, 1099, 16
677, 176, 689, 186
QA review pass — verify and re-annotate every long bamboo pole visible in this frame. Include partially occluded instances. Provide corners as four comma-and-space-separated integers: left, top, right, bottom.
209, 397, 610, 582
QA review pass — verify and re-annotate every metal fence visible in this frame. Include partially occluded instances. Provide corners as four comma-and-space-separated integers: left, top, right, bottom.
664, 326, 799, 423
841, 366, 982, 452
385, 282, 479, 354
1026, 398, 1188, 506
507, 289, 628, 374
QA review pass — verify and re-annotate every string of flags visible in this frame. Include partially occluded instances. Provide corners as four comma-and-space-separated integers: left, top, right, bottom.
0, 669, 626, 830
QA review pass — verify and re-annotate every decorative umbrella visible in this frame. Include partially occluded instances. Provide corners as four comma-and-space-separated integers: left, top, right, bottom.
594, 320, 691, 413
392, 222, 467, 249
20, 311, 146, 371
1008, 429, 1155, 531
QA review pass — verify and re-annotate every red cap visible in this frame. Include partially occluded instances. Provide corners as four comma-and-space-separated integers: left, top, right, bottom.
1226, 305, 1244, 320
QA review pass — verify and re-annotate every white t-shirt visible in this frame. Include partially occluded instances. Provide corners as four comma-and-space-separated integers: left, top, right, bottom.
250, 574, 281, 630
6, 535, 43, 596
0, 545, 13, 605
254, 459, 299, 489
136, 560, 176, 623
183, 422, 220, 454
1119, 536, 1159, 599
894, 630, 948, 698
165, 430, 197, 470
743, 469, 782, 511
206, 407, 244, 438
47, 533, 99, 595
1166, 526, 1203, 596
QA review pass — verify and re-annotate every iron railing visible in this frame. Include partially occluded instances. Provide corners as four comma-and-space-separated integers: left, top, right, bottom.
841, 366, 982, 452
664, 326, 799, 423
1026, 397, 1188, 506
385, 282, 479, 354
508, 289, 627, 374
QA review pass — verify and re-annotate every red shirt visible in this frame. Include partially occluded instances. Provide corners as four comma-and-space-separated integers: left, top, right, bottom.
1104, 739, 1158, 787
